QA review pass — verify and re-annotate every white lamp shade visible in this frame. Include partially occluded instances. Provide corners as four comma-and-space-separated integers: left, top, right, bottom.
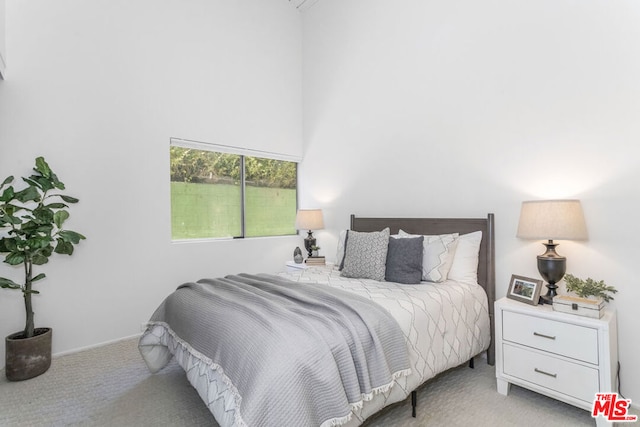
295, 209, 324, 230
517, 200, 588, 240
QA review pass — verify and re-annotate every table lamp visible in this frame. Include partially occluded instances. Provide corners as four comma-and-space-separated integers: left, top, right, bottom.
516, 200, 588, 305
295, 209, 324, 257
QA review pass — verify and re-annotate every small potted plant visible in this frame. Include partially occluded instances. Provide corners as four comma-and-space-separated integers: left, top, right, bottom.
0, 157, 86, 381
563, 274, 617, 302
553, 273, 617, 319
311, 245, 321, 257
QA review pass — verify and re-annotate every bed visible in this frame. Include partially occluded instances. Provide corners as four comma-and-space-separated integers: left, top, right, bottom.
139, 214, 495, 426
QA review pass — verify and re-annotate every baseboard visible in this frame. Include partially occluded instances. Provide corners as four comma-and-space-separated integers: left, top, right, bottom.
0, 333, 143, 373
52, 333, 142, 358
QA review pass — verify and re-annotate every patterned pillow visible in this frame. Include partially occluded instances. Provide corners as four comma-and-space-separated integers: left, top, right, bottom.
385, 236, 424, 284
340, 228, 390, 281
398, 230, 458, 282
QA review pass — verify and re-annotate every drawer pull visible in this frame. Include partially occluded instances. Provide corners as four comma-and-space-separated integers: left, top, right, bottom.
534, 368, 557, 378
533, 332, 556, 340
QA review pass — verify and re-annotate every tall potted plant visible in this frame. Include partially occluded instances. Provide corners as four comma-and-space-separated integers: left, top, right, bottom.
0, 157, 85, 381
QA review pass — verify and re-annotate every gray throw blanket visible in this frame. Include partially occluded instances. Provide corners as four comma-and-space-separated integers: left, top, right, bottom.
147, 273, 410, 427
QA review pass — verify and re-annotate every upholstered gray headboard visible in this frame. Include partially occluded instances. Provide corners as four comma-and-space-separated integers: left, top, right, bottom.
350, 213, 496, 365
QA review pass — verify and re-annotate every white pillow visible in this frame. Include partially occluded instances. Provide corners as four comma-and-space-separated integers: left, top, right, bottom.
398, 230, 458, 282
448, 231, 483, 284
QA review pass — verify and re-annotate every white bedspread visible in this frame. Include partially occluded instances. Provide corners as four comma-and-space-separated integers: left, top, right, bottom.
278, 265, 491, 424
139, 265, 491, 426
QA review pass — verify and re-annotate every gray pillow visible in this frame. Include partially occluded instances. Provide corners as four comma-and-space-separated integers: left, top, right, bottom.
385, 236, 424, 284
340, 228, 390, 281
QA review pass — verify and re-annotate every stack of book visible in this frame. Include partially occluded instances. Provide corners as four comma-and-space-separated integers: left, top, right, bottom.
305, 256, 326, 266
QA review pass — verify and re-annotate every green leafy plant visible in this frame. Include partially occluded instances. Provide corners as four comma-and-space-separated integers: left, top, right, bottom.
564, 273, 617, 303
0, 157, 86, 338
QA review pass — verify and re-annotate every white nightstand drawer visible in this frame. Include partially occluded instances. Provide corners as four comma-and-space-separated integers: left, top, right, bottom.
502, 311, 598, 364
503, 344, 599, 403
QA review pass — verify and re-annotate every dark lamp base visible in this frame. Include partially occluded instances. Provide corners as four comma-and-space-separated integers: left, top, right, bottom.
539, 281, 559, 305
304, 230, 316, 258
537, 240, 565, 305
539, 294, 554, 305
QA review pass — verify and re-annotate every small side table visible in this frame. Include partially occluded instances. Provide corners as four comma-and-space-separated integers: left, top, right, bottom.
495, 297, 618, 427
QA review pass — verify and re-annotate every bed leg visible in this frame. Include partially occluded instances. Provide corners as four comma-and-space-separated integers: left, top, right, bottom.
469, 357, 474, 369
411, 390, 417, 417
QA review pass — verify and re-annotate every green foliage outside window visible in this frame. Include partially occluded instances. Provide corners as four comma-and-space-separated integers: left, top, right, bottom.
170, 147, 296, 188
170, 146, 297, 240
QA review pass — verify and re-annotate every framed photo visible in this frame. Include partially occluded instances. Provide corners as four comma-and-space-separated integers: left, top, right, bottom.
507, 275, 543, 306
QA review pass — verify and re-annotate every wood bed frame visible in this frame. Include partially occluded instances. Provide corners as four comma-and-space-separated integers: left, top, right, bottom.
349, 213, 496, 365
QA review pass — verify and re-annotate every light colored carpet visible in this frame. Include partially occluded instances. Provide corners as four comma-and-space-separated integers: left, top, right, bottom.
0, 337, 600, 426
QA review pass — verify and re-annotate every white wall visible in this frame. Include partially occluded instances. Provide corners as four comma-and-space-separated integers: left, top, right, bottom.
0, 0, 6, 78
301, 0, 640, 404
0, 0, 302, 365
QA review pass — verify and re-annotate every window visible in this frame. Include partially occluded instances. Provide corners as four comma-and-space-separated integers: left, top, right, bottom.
170, 139, 298, 240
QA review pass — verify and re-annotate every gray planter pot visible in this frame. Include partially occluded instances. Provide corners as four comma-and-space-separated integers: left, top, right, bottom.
5, 327, 52, 381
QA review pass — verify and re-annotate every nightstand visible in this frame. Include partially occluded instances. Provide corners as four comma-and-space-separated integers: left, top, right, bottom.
495, 297, 618, 427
